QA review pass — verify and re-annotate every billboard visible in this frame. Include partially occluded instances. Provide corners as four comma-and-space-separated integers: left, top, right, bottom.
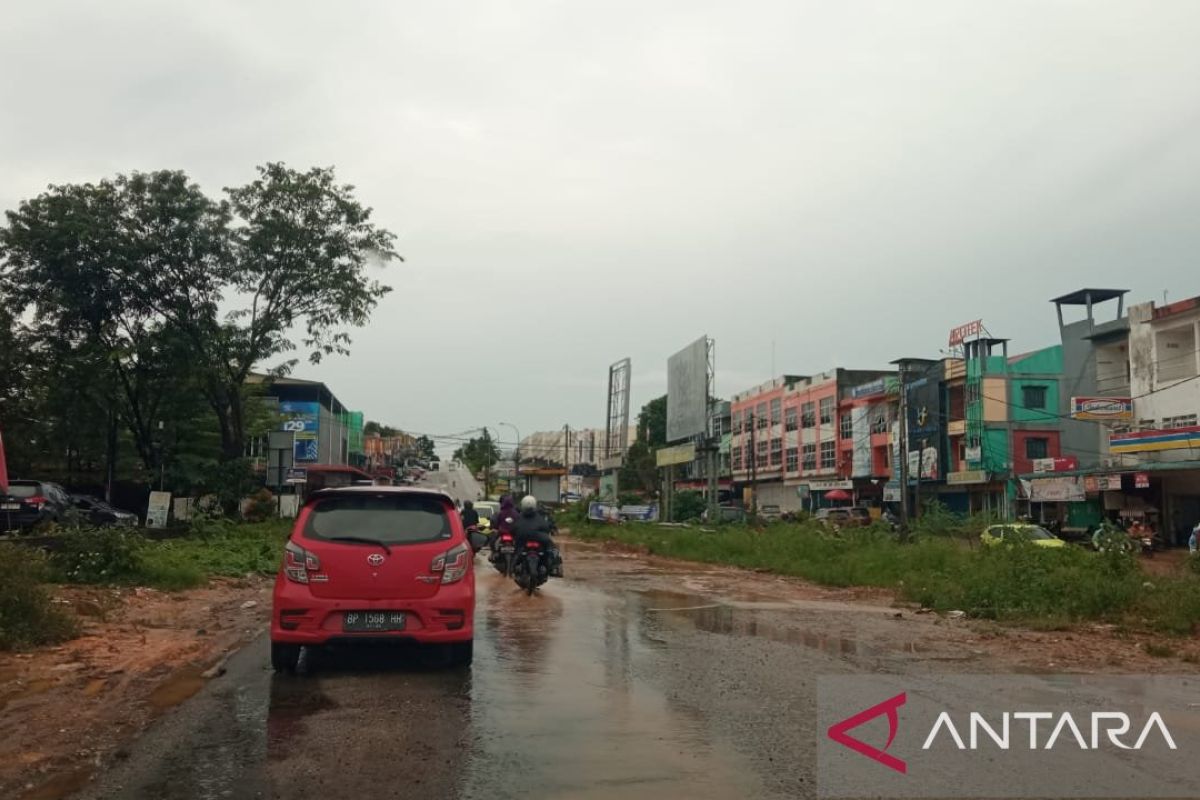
1070, 396, 1133, 421
851, 406, 872, 477
948, 319, 983, 346
280, 401, 320, 463
605, 358, 632, 460
666, 337, 708, 442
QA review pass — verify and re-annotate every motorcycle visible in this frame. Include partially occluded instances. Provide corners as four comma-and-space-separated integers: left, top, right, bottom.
512, 539, 549, 596
490, 531, 517, 576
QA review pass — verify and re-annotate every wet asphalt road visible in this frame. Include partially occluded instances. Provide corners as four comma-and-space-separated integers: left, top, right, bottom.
77, 543, 869, 800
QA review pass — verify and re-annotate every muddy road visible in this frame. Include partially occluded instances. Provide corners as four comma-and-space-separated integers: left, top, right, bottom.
71, 540, 1199, 800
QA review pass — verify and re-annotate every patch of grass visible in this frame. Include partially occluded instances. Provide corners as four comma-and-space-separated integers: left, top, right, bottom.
47, 519, 290, 591
573, 520, 1200, 634
0, 545, 80, 650
1143, 642, 1177, 658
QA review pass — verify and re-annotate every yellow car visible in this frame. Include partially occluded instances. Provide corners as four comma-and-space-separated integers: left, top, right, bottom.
980, 524, 1066, 548
474, 501, 499, 532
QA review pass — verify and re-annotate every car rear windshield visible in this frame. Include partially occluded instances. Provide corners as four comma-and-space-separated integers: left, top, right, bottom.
304, 494, 452, 545
6, 482, 40, 498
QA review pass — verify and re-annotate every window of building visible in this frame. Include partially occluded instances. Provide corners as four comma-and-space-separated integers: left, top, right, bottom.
1164, 414, 1198, 429
732, 446, 742, 471
712, 414, 725, 438
1025, 437, 1049, 460
801, 402, 816, 429
731, 410, 741, 434
802, 443, 816, 471
756, 439, 768, 468
820, 397, 834, 425
1021, 384, 1048, 410
786, 447, 799, 472
840, 413, 853, 440
770, 438, 783, 466
1138, 419, 1156, 431
770, 398, 782, 425
820, 440, 836, 469
757, 403, 768, 429
785, 407, 798, 431
871, 405, 890, 434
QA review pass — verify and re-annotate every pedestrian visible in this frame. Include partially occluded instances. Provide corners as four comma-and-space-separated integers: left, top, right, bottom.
1189, 520, 1199, 554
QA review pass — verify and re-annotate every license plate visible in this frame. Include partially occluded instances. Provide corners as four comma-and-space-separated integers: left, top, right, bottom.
499, 545, 515, 553
342, 611, 405, 632
0, 503, 20, 511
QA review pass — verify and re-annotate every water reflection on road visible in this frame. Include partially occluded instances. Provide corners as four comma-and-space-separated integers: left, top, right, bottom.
459, 573, 761, 799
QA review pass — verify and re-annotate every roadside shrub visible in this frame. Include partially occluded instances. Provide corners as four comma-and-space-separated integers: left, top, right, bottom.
1187, 554, 1200, 576
0, 545, 79, 649
50, 527, 144, 584
243, 489, 277, 522
672, 491, 706, 522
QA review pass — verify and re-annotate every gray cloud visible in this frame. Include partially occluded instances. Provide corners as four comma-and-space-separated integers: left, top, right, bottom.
4, 0, 1200, 449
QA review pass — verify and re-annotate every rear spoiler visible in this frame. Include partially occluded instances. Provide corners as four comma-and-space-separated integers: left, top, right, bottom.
302, 487, 457, 507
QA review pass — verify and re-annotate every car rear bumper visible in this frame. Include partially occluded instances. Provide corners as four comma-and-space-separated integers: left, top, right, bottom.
0, 509, 50, 531
270, 573, 475, 645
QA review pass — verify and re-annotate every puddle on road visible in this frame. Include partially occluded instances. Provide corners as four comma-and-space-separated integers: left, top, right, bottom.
147, 665, 206, 711
637, 589, 933, 662
18, 768, 93, 800
461, 575, 764, 799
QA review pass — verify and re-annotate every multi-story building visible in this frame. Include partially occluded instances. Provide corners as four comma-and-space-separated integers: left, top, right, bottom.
730, 369, 893, 512
248, 374, 360, 467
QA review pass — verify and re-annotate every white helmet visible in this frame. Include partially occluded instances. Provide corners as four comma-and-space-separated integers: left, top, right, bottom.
520, 495, 538, 512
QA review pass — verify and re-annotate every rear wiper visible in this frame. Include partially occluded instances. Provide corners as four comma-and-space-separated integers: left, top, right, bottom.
326, 536, 392, 555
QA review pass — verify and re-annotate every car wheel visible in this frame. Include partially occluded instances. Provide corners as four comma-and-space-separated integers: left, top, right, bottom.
271, 642, 301, 674
448, 640, 474, 668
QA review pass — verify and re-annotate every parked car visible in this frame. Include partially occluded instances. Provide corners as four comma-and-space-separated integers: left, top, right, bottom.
702, 505, 747, 523
980, 524, 1066, 549
759, 504, 783, 522
474, 501, 500, 531
71, 494, 138, 527
845, 507, 872, 527
0, 480, 73, 532
814, 508, 852, 529
270, 486, 487, 672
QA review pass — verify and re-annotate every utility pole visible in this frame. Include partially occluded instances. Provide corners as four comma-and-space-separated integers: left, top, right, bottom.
896, 363, 910, 538
749, 411, 758, 518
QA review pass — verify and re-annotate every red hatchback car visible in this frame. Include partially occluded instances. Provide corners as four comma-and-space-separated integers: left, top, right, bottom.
271, 487, 485, 672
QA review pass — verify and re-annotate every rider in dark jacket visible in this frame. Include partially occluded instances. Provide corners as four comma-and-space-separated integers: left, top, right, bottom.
511, 495, 563, 577
460, 500, 480, 528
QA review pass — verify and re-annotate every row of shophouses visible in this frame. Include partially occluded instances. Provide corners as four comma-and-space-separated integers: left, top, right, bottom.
674, 288, 1200, 547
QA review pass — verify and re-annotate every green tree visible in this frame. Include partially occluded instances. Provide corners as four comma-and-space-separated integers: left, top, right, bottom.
638, 395, 668, 447
453, 429, 500, 476
414, 435, 437, 460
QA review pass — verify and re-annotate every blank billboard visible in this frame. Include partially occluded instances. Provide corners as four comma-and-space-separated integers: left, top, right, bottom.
666, 336, 708, 442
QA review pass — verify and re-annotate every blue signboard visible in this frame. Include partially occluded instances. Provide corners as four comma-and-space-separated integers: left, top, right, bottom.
280, 401, 320, 462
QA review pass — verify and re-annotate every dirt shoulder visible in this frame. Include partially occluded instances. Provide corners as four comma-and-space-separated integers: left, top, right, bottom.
1, 577, 271, 800
564, 536, 1200, 674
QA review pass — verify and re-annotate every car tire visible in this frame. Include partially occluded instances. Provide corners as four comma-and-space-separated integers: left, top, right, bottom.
448, 640, 473, 668
271, 642, 301, 674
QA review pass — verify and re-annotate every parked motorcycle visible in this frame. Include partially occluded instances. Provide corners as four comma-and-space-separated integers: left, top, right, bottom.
512, 539, 549, 596
490, 531, 517, 576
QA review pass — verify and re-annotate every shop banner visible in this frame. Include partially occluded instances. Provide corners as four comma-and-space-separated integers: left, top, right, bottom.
146, 491, 172, 528
851, 406, 872, 477
587, 502, 660, 522
1029, 476, 1085, 502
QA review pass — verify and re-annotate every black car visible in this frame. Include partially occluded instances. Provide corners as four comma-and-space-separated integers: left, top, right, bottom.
71, 494, 139, 527
0, 479, 73, 532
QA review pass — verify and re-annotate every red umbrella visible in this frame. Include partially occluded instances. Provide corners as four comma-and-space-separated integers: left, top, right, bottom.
824, 489, 851, 502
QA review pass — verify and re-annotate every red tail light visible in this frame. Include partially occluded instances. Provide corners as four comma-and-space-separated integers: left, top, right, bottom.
431, 543, 470, 584
499, 533, 514, 542
27, 495, 47, 508
284, 540, 320, 584
525, 541, 541, 550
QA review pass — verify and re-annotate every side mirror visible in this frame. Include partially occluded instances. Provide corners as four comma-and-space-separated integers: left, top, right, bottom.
468, 531, 488, 553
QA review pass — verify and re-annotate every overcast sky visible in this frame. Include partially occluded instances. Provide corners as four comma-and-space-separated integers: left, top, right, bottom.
4, 1, 1200, 452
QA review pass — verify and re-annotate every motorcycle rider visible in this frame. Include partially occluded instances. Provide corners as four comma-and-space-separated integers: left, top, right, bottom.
512, 495, 564, 577
460, 500, 480, 529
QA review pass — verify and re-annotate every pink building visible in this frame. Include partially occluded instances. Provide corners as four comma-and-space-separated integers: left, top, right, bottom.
730, 369, 895, 512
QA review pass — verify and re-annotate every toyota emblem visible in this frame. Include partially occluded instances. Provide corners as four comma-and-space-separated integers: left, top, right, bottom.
367, 553, 385, 567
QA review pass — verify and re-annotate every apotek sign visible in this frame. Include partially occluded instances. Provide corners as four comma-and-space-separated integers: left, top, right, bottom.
948, 319, 983, 346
